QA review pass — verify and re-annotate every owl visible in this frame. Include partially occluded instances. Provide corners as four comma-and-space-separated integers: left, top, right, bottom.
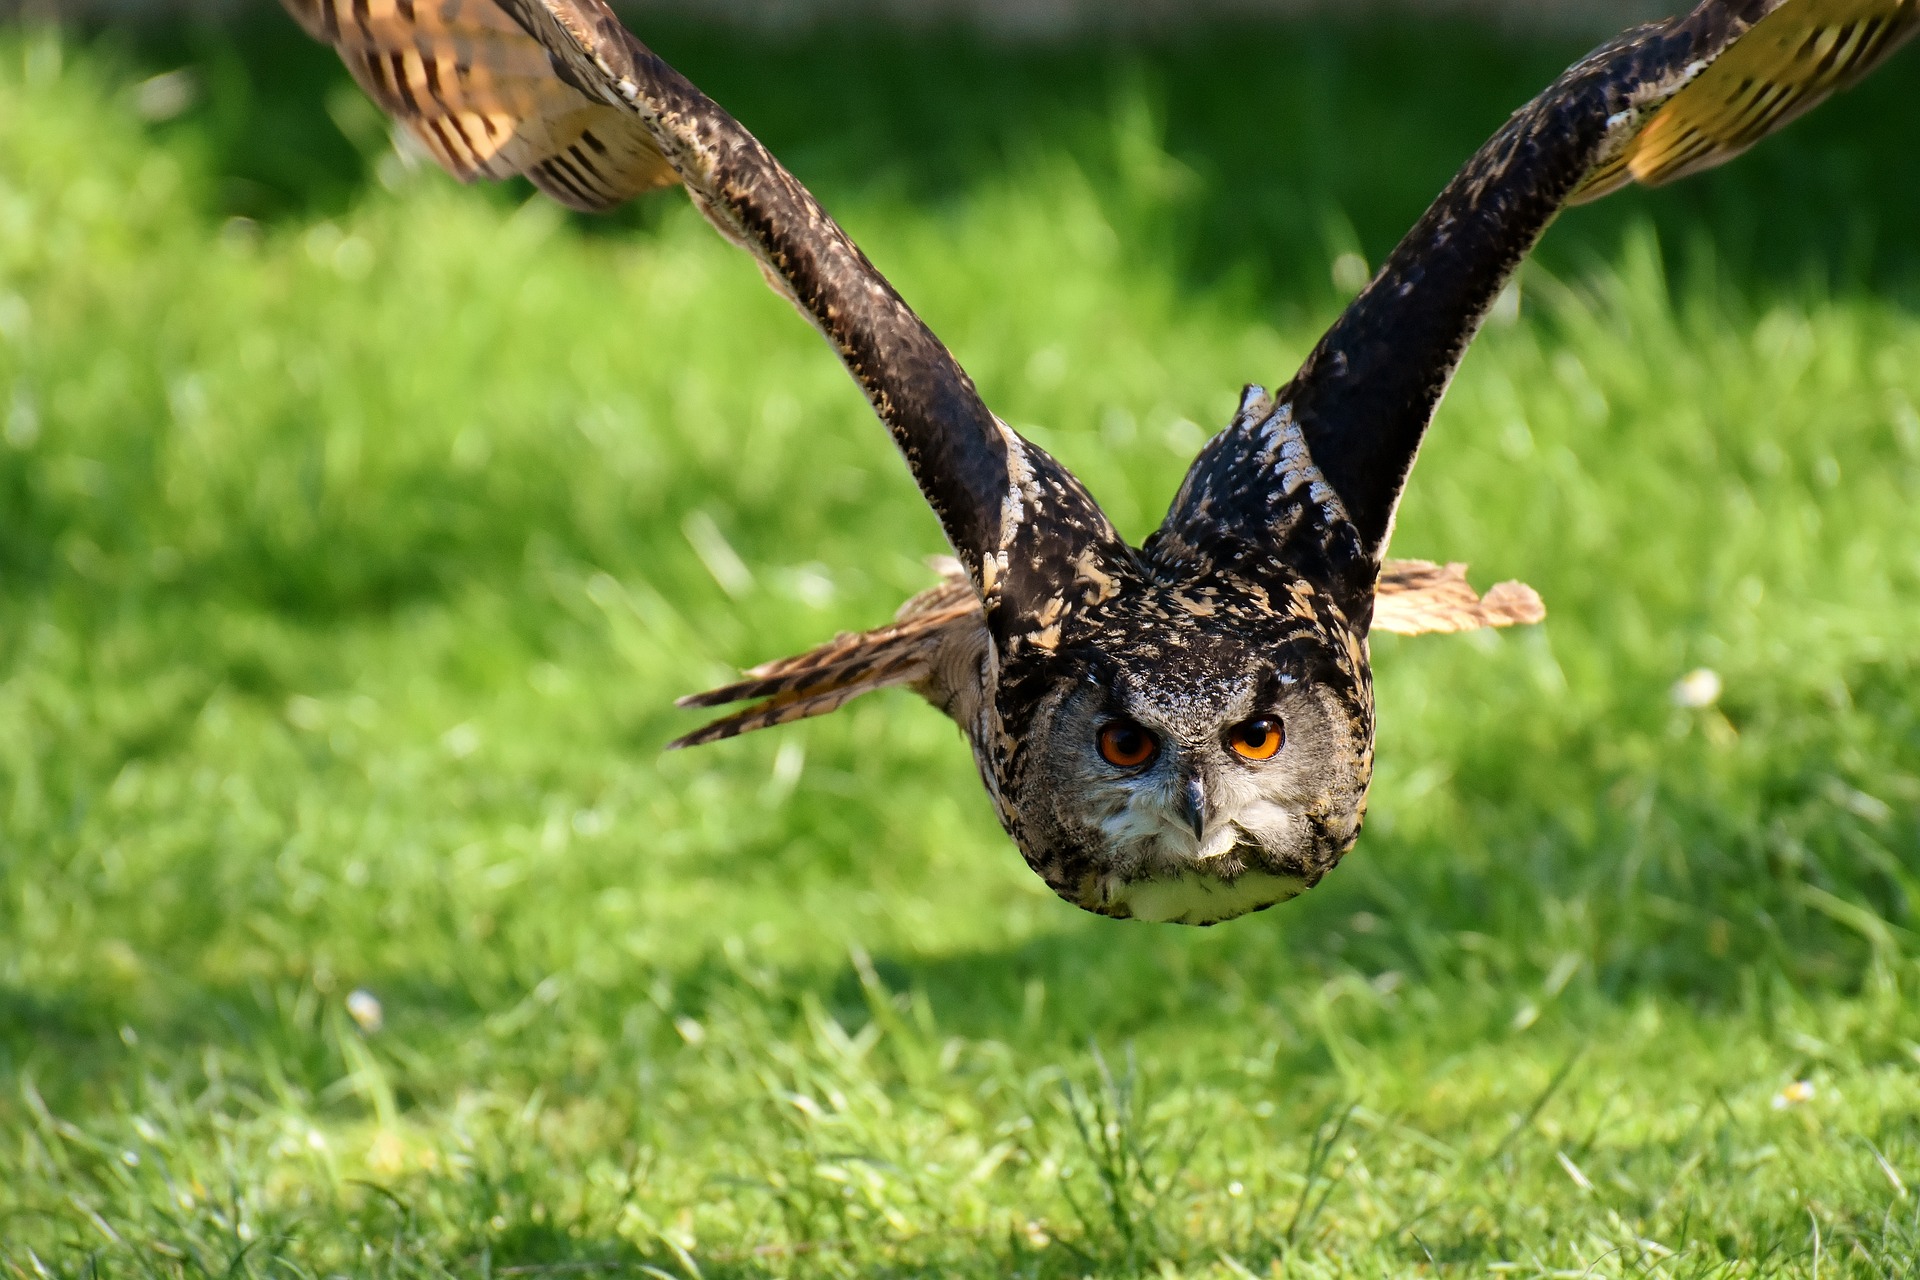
287, 0, 1917, 924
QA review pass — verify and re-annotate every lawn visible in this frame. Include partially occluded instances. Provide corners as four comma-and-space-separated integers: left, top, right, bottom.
3, 10, 1920, 1277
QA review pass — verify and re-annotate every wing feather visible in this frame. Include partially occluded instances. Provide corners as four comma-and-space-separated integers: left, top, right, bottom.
1166, 0, 1916, 578
287, 0, 1131, 622
1574, 0, 1920, 200
496, 0, 1131, 614
668, 572, 981, 749
1370, 561, 1546, 636
281, 0, 676, 210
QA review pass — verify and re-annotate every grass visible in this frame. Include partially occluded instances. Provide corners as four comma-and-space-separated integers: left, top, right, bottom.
3, 11, 1920, 1277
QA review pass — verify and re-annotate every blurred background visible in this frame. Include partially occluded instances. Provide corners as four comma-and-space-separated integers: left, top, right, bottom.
8, 0, 1684, 31
3, 0, 1918, 1274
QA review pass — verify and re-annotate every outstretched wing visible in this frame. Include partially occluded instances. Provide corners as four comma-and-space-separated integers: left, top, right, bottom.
1164, 0, 1918, 583
284, 0, 1132, 633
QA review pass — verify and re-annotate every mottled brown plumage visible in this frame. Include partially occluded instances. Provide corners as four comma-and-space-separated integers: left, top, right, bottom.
285, 0, 1914, 923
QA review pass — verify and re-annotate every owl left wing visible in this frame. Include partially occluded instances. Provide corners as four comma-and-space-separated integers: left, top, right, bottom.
286, 0, 1134, 633
1162, 0, 1917, 598
281, 0, 678, 209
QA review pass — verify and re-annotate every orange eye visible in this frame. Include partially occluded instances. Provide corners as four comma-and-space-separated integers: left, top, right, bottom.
1097, 720, 1159, 769
1228, 717, 1285, 762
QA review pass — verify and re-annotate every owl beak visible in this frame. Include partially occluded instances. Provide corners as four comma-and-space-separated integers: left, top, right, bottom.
1180, 774, 1207, 843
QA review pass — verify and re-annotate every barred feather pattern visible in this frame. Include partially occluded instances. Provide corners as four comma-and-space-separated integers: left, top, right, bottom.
669, 568, 981, 749
1573, 0, 1920, 201
280, 0, 677, 210
1371, 561, 1546, 635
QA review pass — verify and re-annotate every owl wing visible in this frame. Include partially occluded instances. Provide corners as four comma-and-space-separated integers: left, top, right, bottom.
1162, 0, 1917, 592
281, 0, 678, 209
285, 0, 1132, 634
1572, 0, 1920, 201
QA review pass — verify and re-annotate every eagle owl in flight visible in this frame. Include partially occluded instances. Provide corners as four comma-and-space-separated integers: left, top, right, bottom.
287, 0, 1916, 924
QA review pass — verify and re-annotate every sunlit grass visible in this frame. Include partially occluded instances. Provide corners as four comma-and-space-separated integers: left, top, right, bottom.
3, 19, 1920, 1278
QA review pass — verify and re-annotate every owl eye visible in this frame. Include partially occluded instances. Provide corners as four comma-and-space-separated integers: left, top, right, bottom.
1097, 720, 1159, 769
1228, 717, 1285, 761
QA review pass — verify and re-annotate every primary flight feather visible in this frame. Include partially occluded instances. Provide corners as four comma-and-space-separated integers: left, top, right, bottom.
287, 0, 1914, 924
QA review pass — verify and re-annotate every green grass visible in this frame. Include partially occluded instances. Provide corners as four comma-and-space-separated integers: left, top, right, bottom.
4, 13, 1920, 1277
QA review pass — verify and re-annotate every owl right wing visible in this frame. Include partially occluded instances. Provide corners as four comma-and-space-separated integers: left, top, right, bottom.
284, 0, 1134, 638
1161, 0, 1917, 615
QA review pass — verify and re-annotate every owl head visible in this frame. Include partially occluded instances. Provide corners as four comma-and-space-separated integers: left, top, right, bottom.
985, 564, 1375, 926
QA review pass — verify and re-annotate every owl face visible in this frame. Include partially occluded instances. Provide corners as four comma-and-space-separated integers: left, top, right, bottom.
992, 590, 1375, 926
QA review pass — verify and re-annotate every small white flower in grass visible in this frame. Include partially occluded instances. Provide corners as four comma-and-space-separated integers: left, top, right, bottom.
1022, 1220, 1051, 1248
1227, 1180, 1245, 1197
346, 989, 384, 1034
1772, 1080, 1815, 1109
1671, 668, 1723, 709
